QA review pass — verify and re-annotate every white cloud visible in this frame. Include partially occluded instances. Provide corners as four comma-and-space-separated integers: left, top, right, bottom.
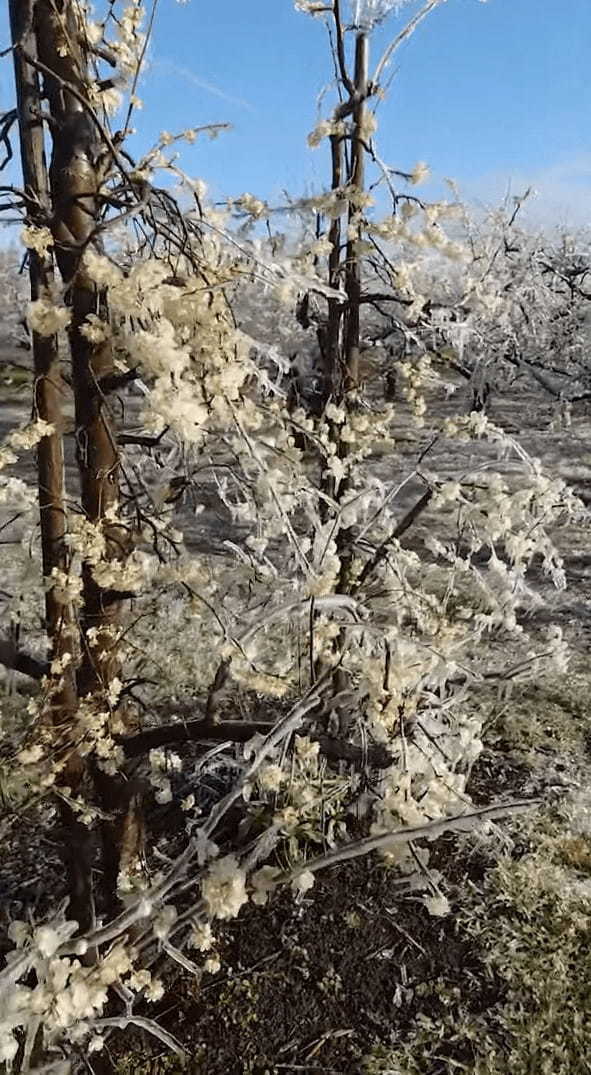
460, 154, 591, 229
151, 59, 255, 113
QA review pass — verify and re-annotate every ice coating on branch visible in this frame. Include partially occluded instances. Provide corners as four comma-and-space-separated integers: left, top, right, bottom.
349, 0, 413, 29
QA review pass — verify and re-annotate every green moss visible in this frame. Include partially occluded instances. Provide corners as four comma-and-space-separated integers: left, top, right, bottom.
490, 670, 590, 757
363, 804, 591, 1075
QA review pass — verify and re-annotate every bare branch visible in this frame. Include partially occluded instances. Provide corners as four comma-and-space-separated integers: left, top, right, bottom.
354, 488, 433, 591
0, 636, 48, 679
372, 0, 444, 88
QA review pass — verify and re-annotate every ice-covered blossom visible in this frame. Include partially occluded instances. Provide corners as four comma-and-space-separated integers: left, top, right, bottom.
410, 161, 430, 186
153, 906, 177, 941
251, 865, 281, 906
92, 549, 155, 593
349, 0, 414, 29
295, 736, 320, 764
292, 870, 315, 895
189, 922, 215, 952
45, 567, 83, 606
423, 892, 451, 917
294, 1, 329, 15
80, 313, 111, 344
0, 929, 136, 1062
27, 295, 71, 336
235, 192, 268, 218
21, 224, 54, 256
201, 856, 248, 920
257, 763, 284, 792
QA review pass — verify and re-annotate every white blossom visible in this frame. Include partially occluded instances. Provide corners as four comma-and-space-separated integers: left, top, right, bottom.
27, 295, 71, 336
201, 856, 248, 920
21, 224, 53, 256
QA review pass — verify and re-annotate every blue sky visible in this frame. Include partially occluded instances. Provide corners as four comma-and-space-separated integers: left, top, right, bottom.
0, 0, 588, 227
129, 0, 590, 226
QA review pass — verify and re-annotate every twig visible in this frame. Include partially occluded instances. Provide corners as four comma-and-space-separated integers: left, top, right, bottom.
288, 798, 541, 879
354, 488, 433, 591
0, 635, 48, 679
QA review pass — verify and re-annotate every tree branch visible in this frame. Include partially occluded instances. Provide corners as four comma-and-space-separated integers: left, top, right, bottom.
354, 488, 433, 591
119, 717, 274, 758
0, 636, 48, 679
118, 718, 394, 769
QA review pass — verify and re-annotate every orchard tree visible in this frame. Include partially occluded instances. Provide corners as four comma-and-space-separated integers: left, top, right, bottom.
0, 1, 578, 1070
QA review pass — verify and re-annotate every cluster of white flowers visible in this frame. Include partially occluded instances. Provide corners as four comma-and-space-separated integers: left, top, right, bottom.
201, 856, 248, 920
27, 293, 70, 337
0, 421, 54, 488
45, 567, 84, 607
149, 747, 183, 804
92, 548, 155, 594
21, 225, 54, 257
0, 921, 166, 1064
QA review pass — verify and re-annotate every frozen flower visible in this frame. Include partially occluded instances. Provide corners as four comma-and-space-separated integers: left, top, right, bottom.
295, 736, 320, 764
251, 865, 281, 906
21, 224, 53, 256
83, 249, 123, 289
201, 856, 248, 920
236, 192, 267, 218
146, 978, 165, 1002
410, 161, 430, 186
349, 1, 414, 29
189, 922, 215, 952
307, 120, 333, 148
310, 236, 334, 256
149, 748, 167, 772
274, 806, 300, 832
423, 892, 450, 917
325, 403, 346, 424
50, 652, 73, 676
467, 410, 490, 436
106, 677, 122, 707
257, 763, 284, 792
324, 456, 348, 483
204, 956, 221, 974
100, 87, 123, 115
295, 0, 328, 14
292, 869, 315, 895
80, 313, 111, 344
0, 1031, 19, 1063
155, 782, 172, 804
7, 920, 30, 947
154, 905, 177, 940
85, 21, 103, 44
27, 295, 71, 337
17, 743, 45, 765
34, 925, 61, 957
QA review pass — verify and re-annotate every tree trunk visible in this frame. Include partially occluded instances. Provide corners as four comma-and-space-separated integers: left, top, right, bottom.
8, 0, 91, 931
321, 132, 345, 407
335, 31, 368, 599
34, 0, 143, 916
342, 31, 368, 394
